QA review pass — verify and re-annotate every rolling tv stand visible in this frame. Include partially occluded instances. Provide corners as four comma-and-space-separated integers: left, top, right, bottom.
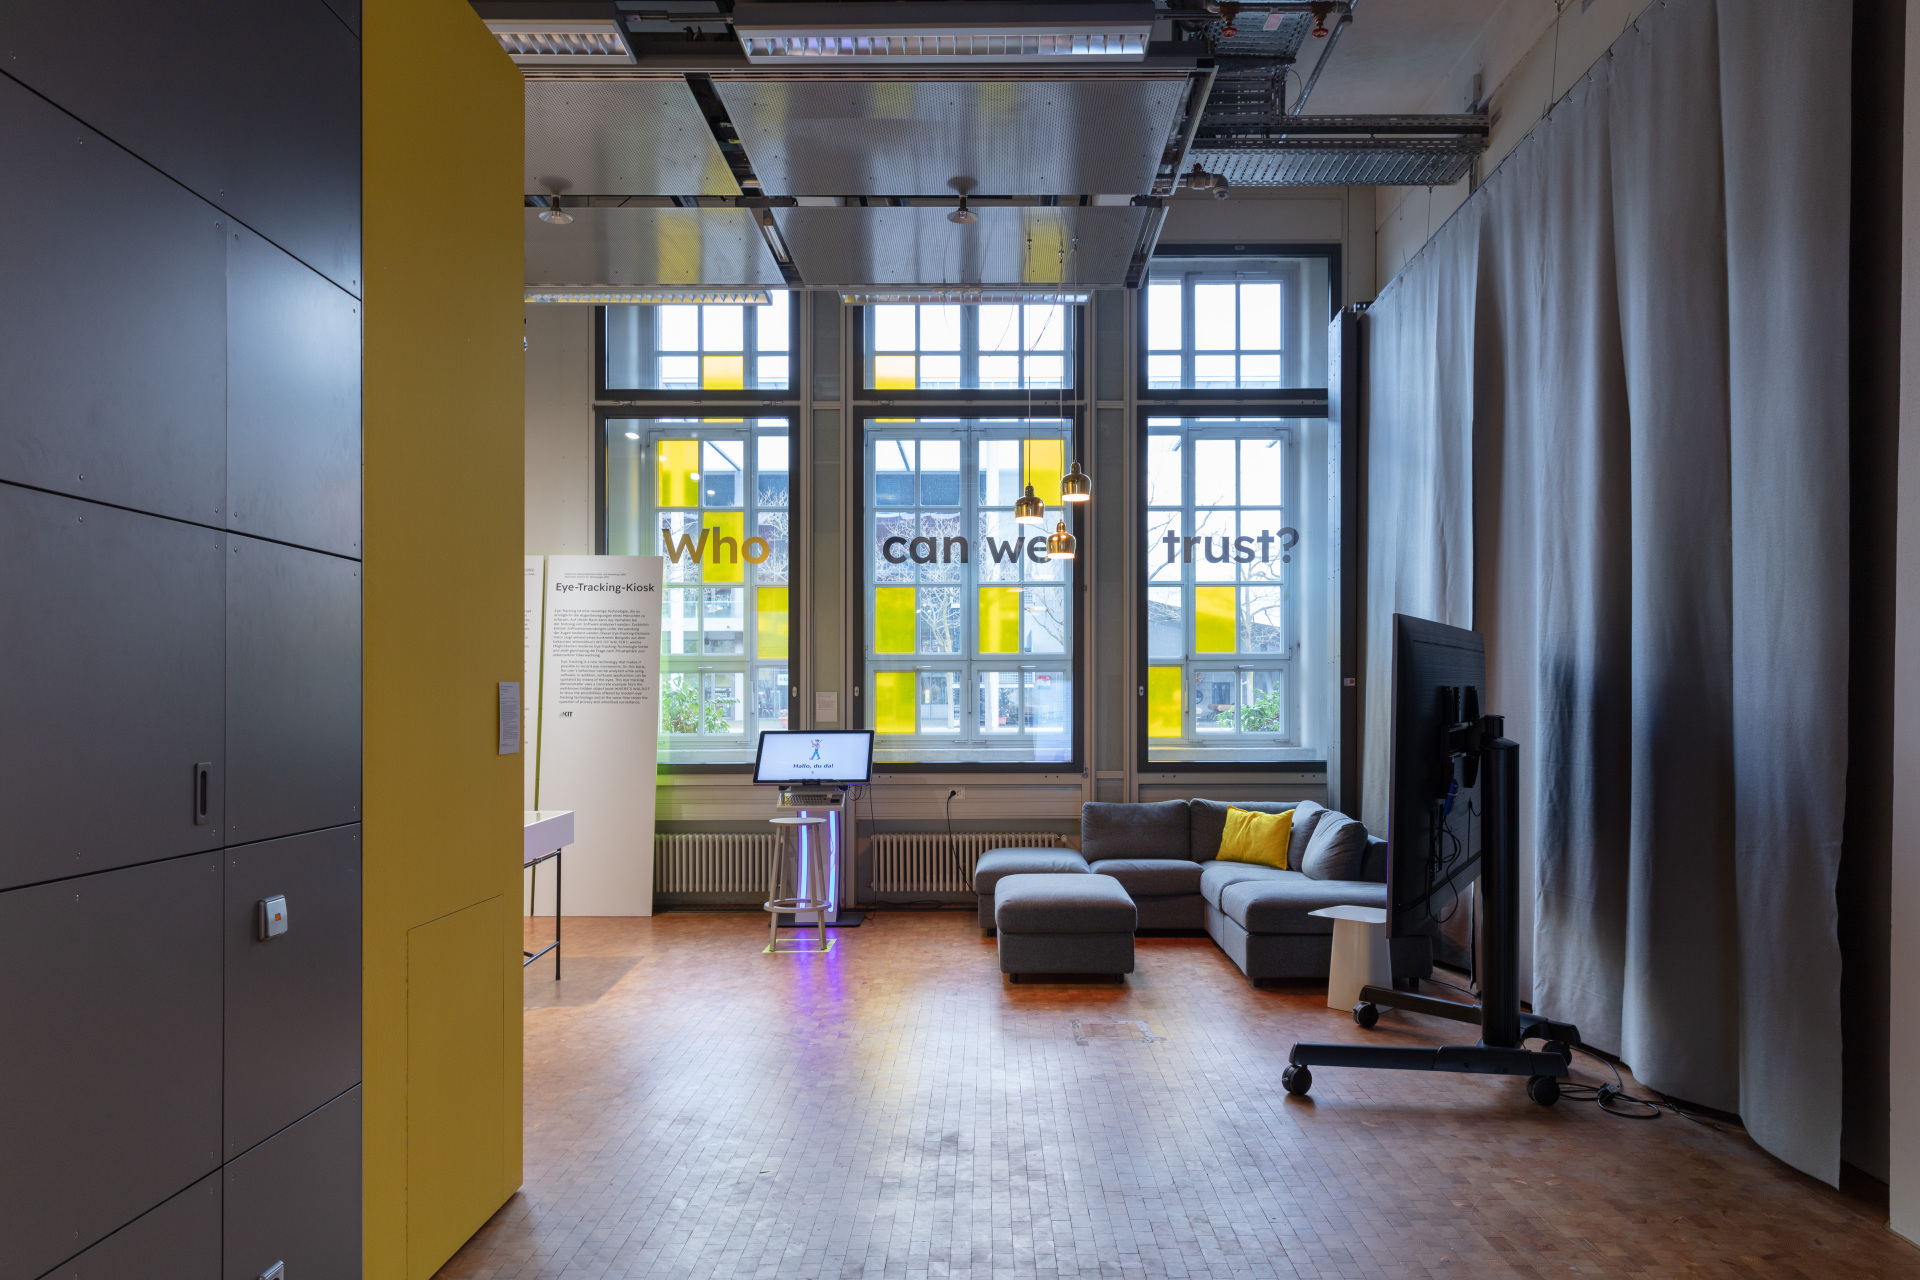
1283, 720, 1584, 1105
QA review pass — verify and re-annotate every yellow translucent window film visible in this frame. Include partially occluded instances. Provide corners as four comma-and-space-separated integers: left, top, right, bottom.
1195, 585, 1237, 653
702, 511, 746, 584
657, 440, 700, 508
1147, 666, 1183, 738
874, 586, 916, 653
701, 355, 745, 390
873, 354, 917, 389
756, 587, 789, 659
979, 586, 1022, 654
873, 670, 917, 734
1025, 438, 1064, 505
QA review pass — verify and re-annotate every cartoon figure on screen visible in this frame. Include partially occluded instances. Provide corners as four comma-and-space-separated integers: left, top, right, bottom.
809, 739, 822, 761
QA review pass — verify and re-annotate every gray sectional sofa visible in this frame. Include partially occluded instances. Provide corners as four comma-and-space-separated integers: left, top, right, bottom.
975, 799, 1388, 982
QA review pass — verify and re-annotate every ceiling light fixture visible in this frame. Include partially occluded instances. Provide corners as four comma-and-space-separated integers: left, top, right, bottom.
840, 287, 1093, 305
948, 195, 977, 225
524, 287, 774, 305
1046, 520, 1077, 559
1015, 485, 1045, 526
732, 3, 1154, 64
1061, 461, 1091, 502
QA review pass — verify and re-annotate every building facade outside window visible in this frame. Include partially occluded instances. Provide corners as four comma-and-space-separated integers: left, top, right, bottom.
604, 292, 794, 393
861, 418, 1077, 766
603, 416, 791, 764
863, 302, 1070, 390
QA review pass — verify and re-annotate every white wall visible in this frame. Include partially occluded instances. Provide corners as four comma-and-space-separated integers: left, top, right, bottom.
524, 303, 595, 555
1888, 0, 1920, 1242
1162, 184, 1376, 304
1375, 0, 1654, 287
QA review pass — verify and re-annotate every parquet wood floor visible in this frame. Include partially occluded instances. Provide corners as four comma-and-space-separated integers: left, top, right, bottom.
437, 911, 1917, 1279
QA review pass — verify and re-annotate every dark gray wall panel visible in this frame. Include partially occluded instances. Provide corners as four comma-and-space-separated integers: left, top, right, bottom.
320, 0, 360, 37
223, 1086, 362, 1280
225, 826, 363, 1158
226, 228, 362, 557
47, 1172, 220, 1280
0, 2, 362, 295
0, 854, 223, 1280
0, 486, 225, 891
227, 537, 362, 844
0, 73, 226, 524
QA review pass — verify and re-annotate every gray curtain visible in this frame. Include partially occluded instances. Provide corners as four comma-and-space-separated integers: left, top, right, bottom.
1363, 0, 1852, 1183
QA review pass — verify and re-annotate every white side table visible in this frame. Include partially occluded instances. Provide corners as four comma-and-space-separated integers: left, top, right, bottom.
1309, 904, 1390, 1011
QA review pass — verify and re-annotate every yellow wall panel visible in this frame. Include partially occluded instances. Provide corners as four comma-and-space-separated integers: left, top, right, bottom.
1025, 438, 1064, 505
979, 586, 1022, 654
874, 586, 916, 653
703, 511, 746, 584
1147, 666, 1183, 738
657, 439, 700, 507
873, 670, 917, 734
405, 899, 507, 1277
364, 2, 523, 1276
1194, 585, 1237, 653
757, 586, 790, 659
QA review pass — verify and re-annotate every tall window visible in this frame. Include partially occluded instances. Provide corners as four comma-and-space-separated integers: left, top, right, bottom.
605, 292, 793, 393
864, 304, 1071, 390
862, 418, 1076, 765
1144, 256, 1330, 390
1143, 417, 1322, 764
604, 417, 791, 764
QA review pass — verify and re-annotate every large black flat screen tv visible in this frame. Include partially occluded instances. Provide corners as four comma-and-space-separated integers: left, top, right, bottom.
1386, 614, 1487, 966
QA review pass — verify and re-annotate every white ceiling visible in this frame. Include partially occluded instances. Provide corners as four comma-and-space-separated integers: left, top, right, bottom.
1295, 0, 1512, 116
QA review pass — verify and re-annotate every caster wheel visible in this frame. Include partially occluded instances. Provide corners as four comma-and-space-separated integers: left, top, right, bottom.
1352, 1002, 1379, 1029
1282, 1064, 1313, 1096
1543, 1039, 1573, 1067
1527, 1074, 1561, 1106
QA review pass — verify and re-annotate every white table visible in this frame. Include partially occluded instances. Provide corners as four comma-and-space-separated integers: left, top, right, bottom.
523, 810, 575, 978
1308, 904, 1390, 1010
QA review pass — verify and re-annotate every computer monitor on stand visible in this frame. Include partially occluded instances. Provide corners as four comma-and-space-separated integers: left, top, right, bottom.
1282, 615, 1581, 1105
753, 731, 874, 922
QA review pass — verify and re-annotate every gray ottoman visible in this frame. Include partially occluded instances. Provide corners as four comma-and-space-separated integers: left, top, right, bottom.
994, 873, 1136, 980
973, 846, 1090, 930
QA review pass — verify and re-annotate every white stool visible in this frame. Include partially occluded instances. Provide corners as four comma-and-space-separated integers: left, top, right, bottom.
764, 815, 829, 952
1309, 904, 1390, 1010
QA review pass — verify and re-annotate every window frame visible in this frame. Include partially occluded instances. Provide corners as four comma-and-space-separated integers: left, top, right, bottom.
850, 302, 1084, 406
1136, 243, 1340, 408
852, 413, 1087, 773
595, 408, 799, 773
1133, 242, 1338, 773
595, 294, 802, 404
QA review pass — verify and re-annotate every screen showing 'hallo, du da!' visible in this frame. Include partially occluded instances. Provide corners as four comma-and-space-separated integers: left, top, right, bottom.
753, 731, 874, 785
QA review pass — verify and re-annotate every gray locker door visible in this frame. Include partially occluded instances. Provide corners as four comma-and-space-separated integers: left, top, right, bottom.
0, 1, 362, 295
45, 1171, 220, 1280
0, 74, 226, 524
225, 825, 363, 1159
223, 1085, 363, 1280
226, 536, 361, 844
226, 227, 362, 559
0, 854, 223, 1280
0, 487, 226, 892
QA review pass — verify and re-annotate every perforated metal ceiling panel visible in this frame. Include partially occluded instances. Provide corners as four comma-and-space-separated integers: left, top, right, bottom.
524, 208, 786, 286
713, 77, 1186, 195
524, 79, 740, 197
771, 205, 1146, 287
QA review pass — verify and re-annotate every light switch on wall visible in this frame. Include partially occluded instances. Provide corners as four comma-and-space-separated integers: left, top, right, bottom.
257, 895, 288, 940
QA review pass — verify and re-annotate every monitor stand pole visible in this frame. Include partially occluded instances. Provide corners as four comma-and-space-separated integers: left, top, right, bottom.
1281, 724, 1582, 1106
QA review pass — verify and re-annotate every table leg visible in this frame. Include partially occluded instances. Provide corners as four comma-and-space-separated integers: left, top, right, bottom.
554, 848, 562, 980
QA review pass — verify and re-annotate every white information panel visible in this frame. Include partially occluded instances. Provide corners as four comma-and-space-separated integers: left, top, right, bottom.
523, 556, 545, 808
536, 555, 664, 916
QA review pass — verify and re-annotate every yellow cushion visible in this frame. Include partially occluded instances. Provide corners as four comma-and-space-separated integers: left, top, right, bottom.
1216, 807, 1293, 869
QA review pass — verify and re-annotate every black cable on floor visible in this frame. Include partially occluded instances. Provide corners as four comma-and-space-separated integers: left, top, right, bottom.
1530, 1039, 1725, 1129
